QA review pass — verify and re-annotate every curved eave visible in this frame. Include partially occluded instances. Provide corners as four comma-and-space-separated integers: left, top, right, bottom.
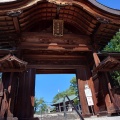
0, 0, 17, 4
0, 0, 40, 11
0, 54, 28, 72
88, 0, 120, 16
0, 0, 120, 17
0, 0, 120, 51
0, 0, 120, 25
0, 54, 27, 65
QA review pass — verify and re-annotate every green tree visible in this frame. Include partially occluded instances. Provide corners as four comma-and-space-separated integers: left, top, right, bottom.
52, 77, 78, 103
34, 98, 47, 113
110, 71, 120, 87
34, 98, 40, 113
70, 77, 78, 95
52, 91, 67, 103
40, 103, 47, 113
103, 31, 120, 87
103, 32, 120, 52
70, 77, 79, 105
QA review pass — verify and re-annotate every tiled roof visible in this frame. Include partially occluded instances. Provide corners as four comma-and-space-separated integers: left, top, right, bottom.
52, 95, 77, 105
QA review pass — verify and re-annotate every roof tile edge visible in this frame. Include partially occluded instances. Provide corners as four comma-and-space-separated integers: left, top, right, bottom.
88, 0, 120, 15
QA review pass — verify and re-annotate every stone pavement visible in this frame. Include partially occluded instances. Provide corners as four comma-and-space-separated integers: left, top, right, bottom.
84, 116, 120, 120
34, 114, 120, 120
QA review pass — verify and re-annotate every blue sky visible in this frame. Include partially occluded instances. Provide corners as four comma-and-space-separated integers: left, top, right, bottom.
35, 1, 120, 104
97, 0, 120, 10
35, 74, 75, 104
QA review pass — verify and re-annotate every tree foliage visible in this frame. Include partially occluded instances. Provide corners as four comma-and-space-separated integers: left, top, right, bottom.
34, 98, 47, 113
70, 77, 78, 95
110, 71, 120, 87
34, 98, 40, 113
52, 77, 78, 103
103, 32, 120, 52
103, 31, 120, 87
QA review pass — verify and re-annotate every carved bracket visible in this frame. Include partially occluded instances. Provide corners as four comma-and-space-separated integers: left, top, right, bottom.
96, 17, 110, 24
7, 10, 22, 17
48, 0, 73, 6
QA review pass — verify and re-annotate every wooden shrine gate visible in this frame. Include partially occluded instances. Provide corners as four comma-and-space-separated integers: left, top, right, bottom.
0, 51, 120, 120
0, 0, 120, 120
0, 53, 98, 120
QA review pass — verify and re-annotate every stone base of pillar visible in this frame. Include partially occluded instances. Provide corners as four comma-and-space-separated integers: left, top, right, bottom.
29, 118, 39, 120
7, 117, 18, 120
19, 117, 39, 120
82, 113, 92, 118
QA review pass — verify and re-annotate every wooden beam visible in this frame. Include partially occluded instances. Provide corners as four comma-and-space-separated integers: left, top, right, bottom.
27, 65, 86, 69
12, 17, 20, 33
19, 42, 92, 51
21, 32, 91, 43
19, 33, 92, 51
23, 54, 85, 59
91, 22, 101, 39
0, 69, 26, 72
36, 69, 76, 74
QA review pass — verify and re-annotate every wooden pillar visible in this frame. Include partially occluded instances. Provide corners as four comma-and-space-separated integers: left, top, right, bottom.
0, 72, 11, 119
76, 67, 89, 116
14, 68, 36, 120
76, 67, 99, 116
104, 73, 116, 115
92, 52, 117, 114
96, 72, 115, 115
93, 52, 100, 67
0, 72, 19, 119
92, 52, 101, 114
88, 76, 99, 115
0, 79, 3, 119
10, 73, 20, 118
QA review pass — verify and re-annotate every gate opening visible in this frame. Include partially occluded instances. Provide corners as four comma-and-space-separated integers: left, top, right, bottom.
34, 74, 81, 116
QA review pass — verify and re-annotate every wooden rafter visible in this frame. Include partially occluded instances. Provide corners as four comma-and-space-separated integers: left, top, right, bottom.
12, 17, 20, 33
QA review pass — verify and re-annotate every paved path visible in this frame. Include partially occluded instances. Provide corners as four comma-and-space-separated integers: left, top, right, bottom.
84, 116, 120, 120
34, 114, 120, 120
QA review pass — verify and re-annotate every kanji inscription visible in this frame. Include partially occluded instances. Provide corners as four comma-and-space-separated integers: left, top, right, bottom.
53, 19, 64, 36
